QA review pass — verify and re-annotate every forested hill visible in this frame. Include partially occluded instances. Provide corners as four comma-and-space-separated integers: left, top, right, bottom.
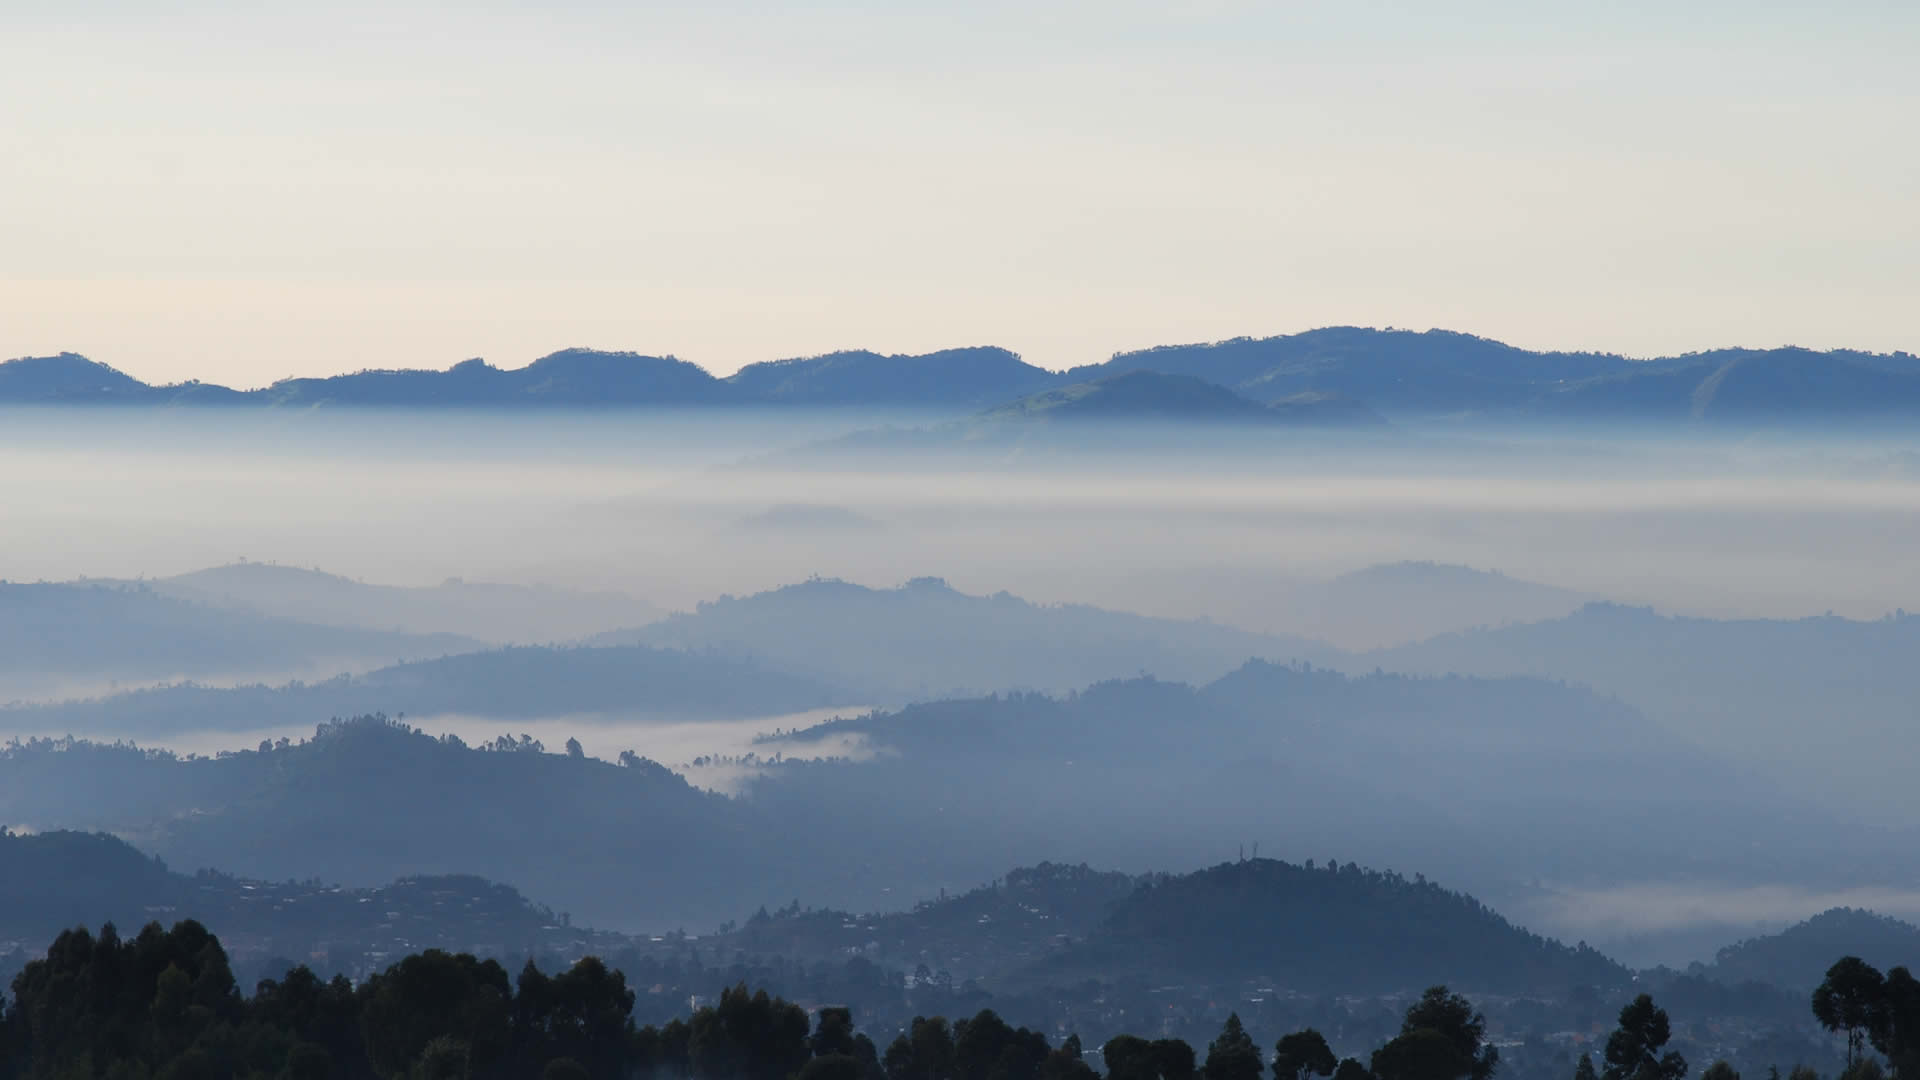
1032, 858, 1629, 995
1069, 328, 1920, 420
9, 329, 1920, 420
0, 829, 613, 984
0, 717, 777, 930
1709, 908, 1920, 991
716, 862, 1146, 981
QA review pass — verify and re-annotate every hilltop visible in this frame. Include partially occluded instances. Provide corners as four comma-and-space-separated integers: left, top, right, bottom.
1030, 858, 1629, 995
1710, 908, 1920, 990
0, 581, 477, 703
0, 717, 786, 930
594, 576, 1337, 699
725, 346, 1055, 408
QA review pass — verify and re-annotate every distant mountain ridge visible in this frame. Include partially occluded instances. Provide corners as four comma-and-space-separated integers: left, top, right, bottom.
10, 328, 1920, 420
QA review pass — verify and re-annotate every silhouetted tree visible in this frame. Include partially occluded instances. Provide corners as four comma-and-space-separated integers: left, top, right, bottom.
1206, 1015, 1266, 1080
1815, 958, 1888, 1068
1603, 995, 1686, 1080
1275, 1030, 1338, 1080
1373, 988, 1498, 1080
1701, 1062, 1740, 1080
1871, 966, 1920, 1078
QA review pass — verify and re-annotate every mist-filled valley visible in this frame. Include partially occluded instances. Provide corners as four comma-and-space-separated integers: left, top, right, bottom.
6, 334, 1920, 1080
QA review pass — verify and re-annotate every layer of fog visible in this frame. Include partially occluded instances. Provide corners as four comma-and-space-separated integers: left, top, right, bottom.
1512, 881, 1920, 970
5, 409, 1918, 634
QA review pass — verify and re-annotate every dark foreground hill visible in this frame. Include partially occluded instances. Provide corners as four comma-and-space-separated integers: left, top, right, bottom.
0, 717, 776, 930
1029, 858, 1628, 995
0, 829, 617, 985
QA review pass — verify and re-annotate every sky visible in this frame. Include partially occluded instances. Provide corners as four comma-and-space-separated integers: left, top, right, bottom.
4, 0, 1917, 389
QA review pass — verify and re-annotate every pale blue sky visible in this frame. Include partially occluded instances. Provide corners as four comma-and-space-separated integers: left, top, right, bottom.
4, 1, 1916, 386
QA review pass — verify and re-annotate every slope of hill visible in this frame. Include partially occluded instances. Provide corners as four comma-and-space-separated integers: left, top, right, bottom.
1543, 349, 1920, 423
726, 347, 1061, 407
2, 642, 847, 735
146, 562, 659, 643
0, 717, 778, 930
929, 371, 1386, 446
1362, 603, 1920, 815
1073, 329, 1920, 422
0, 352, 151, 401
1272, 562, 1592, 649
0, 582, 478, 703
749, 662, 1824, 925
717, 861, 1145, 982
595, 576, 1338, 699
977, 371, 1280, 423
1709, 908, 1920, 990
1032, 858, 1629, 995
0, 829, 624, 985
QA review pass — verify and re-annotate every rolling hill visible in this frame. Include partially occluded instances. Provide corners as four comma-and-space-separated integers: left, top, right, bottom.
142, 561, 659, 643
0, 717, 782, 931
1710, 908, 1920, 990
593, 576, 1339, 699
725, 346, 1059, 408
1031, 858, 1629, 995
1361, 603, 1920, 815
0, 582, 477, 703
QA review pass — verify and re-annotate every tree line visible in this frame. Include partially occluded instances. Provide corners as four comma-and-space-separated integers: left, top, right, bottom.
0, 920, 1869, 1080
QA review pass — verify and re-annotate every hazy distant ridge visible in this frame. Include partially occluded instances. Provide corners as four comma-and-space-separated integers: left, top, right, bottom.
10, 328, 1920, 419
